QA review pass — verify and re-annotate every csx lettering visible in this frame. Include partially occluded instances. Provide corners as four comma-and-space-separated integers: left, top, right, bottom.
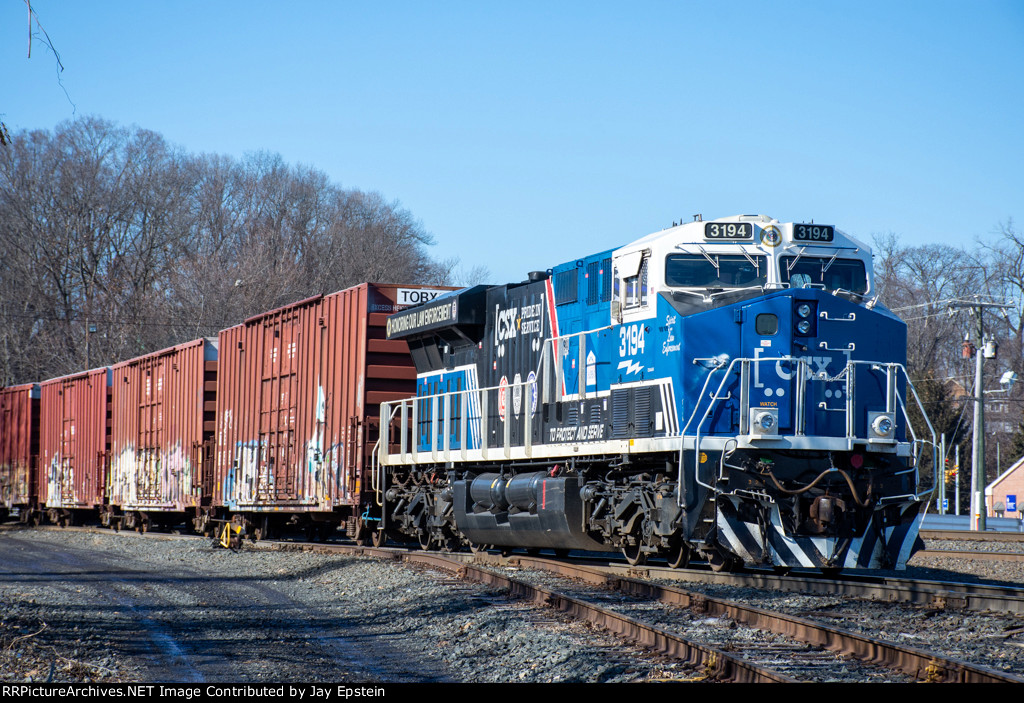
776, 355, 833, 380
496, 306, 519, 343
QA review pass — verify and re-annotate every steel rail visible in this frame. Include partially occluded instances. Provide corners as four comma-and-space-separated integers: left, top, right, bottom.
473, 553, 1024, 684
394, 551, 795, 683
583, 556, 1024, 615
921, 530, 1024, 542
266, 543, 792, 682
918, 548, 1024, 562
38, 527, 1024, 682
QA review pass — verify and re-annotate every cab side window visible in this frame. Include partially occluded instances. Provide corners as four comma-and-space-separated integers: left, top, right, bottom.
624, 257, 649, 310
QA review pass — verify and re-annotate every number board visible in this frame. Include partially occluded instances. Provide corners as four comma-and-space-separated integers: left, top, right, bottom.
704, 222, 753, 240
793, 224, 835, 242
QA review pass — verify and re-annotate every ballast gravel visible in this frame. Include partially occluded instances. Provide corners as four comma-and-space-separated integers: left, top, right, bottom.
0, 528, 679, 684
4, 528, 1024, 684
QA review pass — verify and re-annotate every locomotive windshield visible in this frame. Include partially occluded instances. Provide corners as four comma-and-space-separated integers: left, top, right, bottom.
665, 254, 767, 289
779, 256, 868, 295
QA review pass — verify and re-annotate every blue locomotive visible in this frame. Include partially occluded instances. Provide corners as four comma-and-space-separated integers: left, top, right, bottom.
376, 215, 935, 571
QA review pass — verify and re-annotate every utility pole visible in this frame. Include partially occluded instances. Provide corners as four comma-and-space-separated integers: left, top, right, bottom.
972, 327, 985, 531
939, 433, 946, 514
955, 443, 960, 515
948, 299, 1013, 531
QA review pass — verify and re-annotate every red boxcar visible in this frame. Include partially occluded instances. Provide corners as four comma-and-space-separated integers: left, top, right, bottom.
0, 383, 40, 522
38, 367, 112, 525
209, 283, 448, 540
107, 338, 218, 531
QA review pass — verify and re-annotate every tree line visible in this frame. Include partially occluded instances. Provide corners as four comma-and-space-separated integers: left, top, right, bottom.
874, 223, 1024, 506
0, 117, 473, 385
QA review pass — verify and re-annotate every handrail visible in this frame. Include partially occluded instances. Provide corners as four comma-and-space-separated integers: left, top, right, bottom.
675, 356, 936, 507
377, 348, 937, 510
380, 375, 541, 466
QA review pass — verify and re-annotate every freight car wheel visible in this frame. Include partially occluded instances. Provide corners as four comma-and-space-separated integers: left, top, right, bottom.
370, 528, 387, 548
352, 518, 370, 546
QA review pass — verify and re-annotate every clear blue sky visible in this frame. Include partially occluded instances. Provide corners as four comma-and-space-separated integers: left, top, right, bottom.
3, 1, 1022, 284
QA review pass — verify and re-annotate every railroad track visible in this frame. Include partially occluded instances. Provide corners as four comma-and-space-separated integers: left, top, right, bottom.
21, 526, 1024, 682
921, 530, 1024, 542
918, 548, 1024, 563
267, 542, 1024, 683
574, 554, 1024, 615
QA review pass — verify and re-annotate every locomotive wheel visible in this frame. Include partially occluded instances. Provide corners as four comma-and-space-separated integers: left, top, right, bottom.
666, 540, 691, 569
622, 522, 647, 566
622, 539, 647, 566
417, 529, 432, 551
706, 548, 738, 573
468, 542, 490, 554
370, 528, 388, 548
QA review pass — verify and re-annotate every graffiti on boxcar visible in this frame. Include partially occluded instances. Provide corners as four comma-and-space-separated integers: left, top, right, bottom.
226, 440, 261, 506
110, 442, 198, 508
46, 456, 78, 507
0, 462, 30, 504
305, 384, 327, 503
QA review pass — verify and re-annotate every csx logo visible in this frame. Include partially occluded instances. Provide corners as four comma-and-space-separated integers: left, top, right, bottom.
495, 306, 519, 343
775, 355, 834, 380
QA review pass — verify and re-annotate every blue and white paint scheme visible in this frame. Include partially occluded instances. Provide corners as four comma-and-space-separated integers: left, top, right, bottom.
379, 215, 936, 572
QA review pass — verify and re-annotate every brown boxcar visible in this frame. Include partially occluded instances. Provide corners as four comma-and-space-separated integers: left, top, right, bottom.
209, 283, 449, 540
38, 367, 112, 525
0, 383, 40, 522
107, 338, 218, 531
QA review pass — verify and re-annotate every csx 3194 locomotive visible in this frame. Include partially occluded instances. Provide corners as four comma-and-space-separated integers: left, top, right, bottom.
377, 214, 935, 571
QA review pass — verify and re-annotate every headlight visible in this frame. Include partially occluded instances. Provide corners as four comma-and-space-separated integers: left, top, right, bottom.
796, 320, 812, 334
796, 304, 812, 318
755, 411, 776, 432
871, 414, 894, 437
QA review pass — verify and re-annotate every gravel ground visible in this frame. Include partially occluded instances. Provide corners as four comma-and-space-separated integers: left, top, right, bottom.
910, 538, 1024, 586
0, 527, 684, 684
669, 542, 1024, 677
925, 537, 1024, 554
475, 563, 916, 682
3, 528, 1023, 684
